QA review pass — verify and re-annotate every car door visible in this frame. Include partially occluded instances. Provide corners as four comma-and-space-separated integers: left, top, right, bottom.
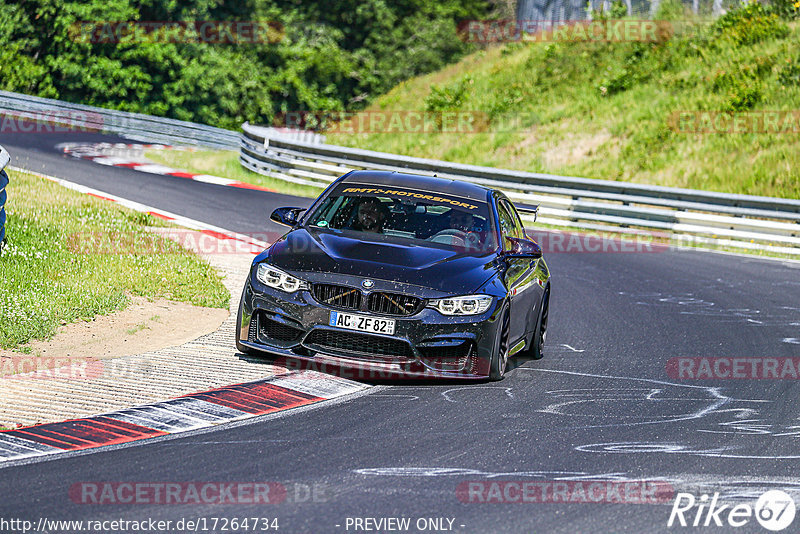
497, 198, 537, 350
507, 199, 545, 343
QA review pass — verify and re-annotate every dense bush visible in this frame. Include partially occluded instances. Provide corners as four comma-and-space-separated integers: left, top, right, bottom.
778, 56, 800, 86
769, 0, 800, 20
425, 75, 474, 112
711, 0, 789, 45
0, 0, 488, 129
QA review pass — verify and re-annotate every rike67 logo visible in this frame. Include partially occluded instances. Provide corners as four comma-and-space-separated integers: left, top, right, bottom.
668, 490, 796, 531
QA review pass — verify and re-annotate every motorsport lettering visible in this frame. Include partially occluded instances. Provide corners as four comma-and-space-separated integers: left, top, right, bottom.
341, 187, 479, 210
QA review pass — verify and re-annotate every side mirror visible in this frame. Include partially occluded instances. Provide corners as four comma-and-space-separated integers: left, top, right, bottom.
270, 207, 306, 227
504, 237, 542, 259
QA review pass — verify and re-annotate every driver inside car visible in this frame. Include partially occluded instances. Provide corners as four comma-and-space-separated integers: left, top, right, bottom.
448, 209, 475, 232
439, 208, 485, 251
352, 198, 388, 233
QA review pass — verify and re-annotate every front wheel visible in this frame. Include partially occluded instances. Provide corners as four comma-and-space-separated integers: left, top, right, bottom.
489, 308, 510, 381
522, 288, 549, 361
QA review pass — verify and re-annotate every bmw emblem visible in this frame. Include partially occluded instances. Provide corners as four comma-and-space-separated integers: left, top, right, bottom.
362, 279, 375, 289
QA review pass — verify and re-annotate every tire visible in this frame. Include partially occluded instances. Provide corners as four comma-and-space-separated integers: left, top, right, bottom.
524, 288, 549, 361
489, 308, 510, 381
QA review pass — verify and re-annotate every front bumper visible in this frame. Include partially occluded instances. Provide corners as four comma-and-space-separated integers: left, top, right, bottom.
237, 276, 503, 380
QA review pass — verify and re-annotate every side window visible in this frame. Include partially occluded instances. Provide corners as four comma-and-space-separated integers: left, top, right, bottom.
503, 200, 526, 239
497, 201, 519, 251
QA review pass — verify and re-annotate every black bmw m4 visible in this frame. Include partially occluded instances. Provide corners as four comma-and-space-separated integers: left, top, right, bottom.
236, 170, 550, 380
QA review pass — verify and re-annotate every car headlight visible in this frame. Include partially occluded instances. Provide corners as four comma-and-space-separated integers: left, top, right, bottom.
256, 264, 309, 293
428, 295, 493, 316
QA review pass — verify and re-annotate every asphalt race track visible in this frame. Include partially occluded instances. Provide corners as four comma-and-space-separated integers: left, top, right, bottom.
1, 120, 306, 235
2, 123, 799, 533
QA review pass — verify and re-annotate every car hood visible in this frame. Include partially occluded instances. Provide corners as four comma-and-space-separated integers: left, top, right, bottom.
266, 228, 497, 294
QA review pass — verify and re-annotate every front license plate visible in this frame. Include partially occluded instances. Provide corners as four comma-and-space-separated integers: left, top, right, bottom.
329, 311, 396, 335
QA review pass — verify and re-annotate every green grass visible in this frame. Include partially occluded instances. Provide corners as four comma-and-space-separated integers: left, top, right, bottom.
140, 5, 800, 201
321, 5, 800, 199
145, 149, 323, 198
125, 322, 150, 335
0, 170, 230, 350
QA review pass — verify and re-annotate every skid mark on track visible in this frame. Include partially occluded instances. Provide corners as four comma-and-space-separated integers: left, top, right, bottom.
370, 394, 420, 401
441, 387, 514, 403
618, 291, 800, 327
575, 441, 800, 459
520, 368, 739, 428
354, 467, 630, 480
520, 368, 800, 460
697, 417, 800, 437
353, 469, 800, 503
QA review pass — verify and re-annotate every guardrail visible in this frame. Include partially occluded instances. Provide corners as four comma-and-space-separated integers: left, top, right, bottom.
0, 90, 239, 149
0, 91, 328, 151
241, 122, 325, 147
240, 123, 800, 255
1, 145, 9, 253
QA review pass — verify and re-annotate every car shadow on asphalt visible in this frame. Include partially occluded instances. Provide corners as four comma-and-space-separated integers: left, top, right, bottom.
236, 351, 543, 386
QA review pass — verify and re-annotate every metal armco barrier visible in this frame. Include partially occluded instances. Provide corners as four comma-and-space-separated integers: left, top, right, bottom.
0, 91, 327, 151
0, 144, 9, 252
0, 90, 239, 149
242, 122, 325, 147
240, 123, 800, 255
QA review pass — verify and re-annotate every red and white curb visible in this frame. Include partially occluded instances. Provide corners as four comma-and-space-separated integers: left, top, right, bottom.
57, 142, 274, 192
1, 167, 373, 462
0, 371, 367, 462
9, 165, 267, 254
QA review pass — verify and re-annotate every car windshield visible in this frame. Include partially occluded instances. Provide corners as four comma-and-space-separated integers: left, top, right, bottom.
305, 184, 498, 252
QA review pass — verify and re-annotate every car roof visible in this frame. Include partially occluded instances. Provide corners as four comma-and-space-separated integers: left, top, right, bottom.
340, 170, 491, 202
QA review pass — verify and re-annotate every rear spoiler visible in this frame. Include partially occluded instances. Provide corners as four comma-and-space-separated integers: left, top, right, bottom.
515, 203, 539, 222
